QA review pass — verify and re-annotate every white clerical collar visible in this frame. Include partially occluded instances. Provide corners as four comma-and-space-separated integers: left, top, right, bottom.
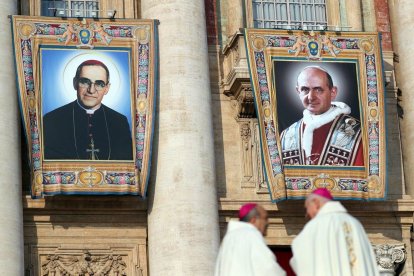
76, 100, 101, 114
302, 102, 351, 157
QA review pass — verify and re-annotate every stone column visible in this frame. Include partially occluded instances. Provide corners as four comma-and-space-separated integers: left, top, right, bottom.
388, 0, 414, 196
141, 1, 220, 275
0, 2, 24, 275
345, 0, 363, 31
387, 0, 400, 50
373, 244, 406, 275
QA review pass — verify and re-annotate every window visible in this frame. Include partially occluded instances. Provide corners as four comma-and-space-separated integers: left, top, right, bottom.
41, 0, 99, 18
252, 0, 327, 30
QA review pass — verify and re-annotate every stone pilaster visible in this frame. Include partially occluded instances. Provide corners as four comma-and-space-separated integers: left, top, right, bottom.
373, 244, 406, 275
346, 0, 363, 31
141, 1, 220, 275
388, 0, 414, 196
361, 0, 377, 31
0, 1, 24, 275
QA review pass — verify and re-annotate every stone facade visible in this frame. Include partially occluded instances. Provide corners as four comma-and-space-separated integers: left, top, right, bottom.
215, 0, 413, 275
2, 0, 412, 275
23, 197, 148, 275
0, 1, 24, 275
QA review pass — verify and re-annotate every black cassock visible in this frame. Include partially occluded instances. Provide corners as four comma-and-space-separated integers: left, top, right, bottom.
43, 101, 133, 160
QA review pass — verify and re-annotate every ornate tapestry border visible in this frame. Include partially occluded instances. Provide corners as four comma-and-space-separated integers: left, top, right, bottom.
245, 29, 386, 201
11, 16, 158, 198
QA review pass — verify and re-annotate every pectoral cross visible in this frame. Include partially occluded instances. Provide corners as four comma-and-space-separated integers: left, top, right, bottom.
86, 139, 100, 160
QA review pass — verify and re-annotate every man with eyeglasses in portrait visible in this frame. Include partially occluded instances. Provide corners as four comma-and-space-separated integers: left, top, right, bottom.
43, 59, 133, 160
280, 66, 364, 166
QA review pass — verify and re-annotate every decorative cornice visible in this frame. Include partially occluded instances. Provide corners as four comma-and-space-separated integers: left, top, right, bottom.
41, 251, 127, 275
237, 86, 255, 118
218, 199, 414, 213
222, 29, 244, 55
23, 195, 148, 210
221, 30, 255, 118
225, 80, 255, 119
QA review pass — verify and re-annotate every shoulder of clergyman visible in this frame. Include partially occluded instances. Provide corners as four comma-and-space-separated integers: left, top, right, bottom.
280, 120, 302, 149
281, 120, 302, 137
101, 104, 128, 121
337, 114, 361, 126
43, 101, 75, 121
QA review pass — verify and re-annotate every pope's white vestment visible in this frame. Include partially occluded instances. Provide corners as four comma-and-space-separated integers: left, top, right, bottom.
214, 220, 286, 276
290, 201, 379, 276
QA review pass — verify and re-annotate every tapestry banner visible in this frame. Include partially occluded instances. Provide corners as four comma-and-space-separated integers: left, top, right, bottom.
245, 29, 386, 201
11, 16, 157, 198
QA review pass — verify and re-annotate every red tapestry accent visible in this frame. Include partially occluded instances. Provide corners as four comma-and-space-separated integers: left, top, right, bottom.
271, 247, 296, 276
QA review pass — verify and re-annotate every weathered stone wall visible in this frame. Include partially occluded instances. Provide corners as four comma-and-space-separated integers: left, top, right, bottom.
0, 1, 24, 275
210, 0, 412, 274
24, 197, 148, 275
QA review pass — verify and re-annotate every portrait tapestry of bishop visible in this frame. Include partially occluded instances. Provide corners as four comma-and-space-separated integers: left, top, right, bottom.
43, 59, 133, 161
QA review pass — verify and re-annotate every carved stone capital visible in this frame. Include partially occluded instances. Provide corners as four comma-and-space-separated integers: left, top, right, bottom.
373, 244, 406, 275
228, 83, 255, 119
240, 122, 252, 141
236, 85, 255, 118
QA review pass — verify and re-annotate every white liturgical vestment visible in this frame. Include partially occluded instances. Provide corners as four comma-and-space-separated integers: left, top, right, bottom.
214, 221, 286, 276
290, 201, 379, 276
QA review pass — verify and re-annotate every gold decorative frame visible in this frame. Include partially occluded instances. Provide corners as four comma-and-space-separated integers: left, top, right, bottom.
11, 16, 157, 198
245, 29, 386, 201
